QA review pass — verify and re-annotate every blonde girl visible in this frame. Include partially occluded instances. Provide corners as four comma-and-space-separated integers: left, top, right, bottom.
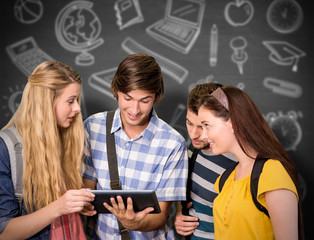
0, 61, 95, 240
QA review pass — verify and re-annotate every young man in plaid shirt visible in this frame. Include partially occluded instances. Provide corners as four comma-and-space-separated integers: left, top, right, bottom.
83, 53, 188, 240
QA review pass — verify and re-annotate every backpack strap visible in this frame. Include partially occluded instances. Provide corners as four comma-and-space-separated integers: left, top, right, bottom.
218, 162, 238, 193
106, 111, 130, 240
250, 158, 269, 217
0, 126, 24, 214
218, 158, 270, 218
181, 147, 199, 215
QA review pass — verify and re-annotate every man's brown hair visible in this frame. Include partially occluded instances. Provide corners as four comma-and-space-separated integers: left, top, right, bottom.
187, 82, 223, 114
111, 53, 164, 104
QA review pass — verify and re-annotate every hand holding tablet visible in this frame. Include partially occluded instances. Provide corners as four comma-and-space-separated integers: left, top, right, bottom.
89, 190, 161, 214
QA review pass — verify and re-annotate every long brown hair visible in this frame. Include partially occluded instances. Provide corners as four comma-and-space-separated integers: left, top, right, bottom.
199, 85, 304, 239
2, 61, 85, 213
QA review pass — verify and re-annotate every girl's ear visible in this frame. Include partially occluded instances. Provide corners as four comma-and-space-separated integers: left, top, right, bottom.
226, 119, 234, 133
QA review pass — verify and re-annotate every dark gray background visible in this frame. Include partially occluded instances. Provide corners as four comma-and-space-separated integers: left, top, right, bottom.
1, 0, 313, 238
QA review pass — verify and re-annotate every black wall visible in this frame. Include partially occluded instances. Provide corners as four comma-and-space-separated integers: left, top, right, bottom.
1, 0, 313, 238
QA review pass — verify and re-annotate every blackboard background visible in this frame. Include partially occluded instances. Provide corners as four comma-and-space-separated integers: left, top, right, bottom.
1, 0, 313, 238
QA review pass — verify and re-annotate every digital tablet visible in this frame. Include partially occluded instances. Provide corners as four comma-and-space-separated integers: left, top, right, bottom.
89, 190, 161, 214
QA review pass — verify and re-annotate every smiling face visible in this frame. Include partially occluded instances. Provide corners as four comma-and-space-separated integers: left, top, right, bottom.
117, 89, 155, 136
198, 106, 236, 155
186, 109, 210, 150
54, 83, 81, 128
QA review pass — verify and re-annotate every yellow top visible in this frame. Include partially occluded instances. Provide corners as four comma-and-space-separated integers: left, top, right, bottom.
213, 159, 298, 240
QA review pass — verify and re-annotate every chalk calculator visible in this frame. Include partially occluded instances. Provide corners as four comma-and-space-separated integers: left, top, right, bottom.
6, 36, 54, 76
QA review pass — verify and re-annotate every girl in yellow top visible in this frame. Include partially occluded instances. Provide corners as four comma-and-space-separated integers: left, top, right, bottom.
197, 86, 304, 240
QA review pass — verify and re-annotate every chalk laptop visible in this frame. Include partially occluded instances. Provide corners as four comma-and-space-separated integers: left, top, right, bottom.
146, 0, 205, 54
6, 36, 54, 76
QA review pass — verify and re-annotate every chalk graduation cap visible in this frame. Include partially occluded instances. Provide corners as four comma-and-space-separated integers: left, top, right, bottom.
263, 41, 306, 72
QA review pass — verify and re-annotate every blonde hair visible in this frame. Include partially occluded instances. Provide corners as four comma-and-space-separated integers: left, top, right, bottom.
2, 61, 85, 213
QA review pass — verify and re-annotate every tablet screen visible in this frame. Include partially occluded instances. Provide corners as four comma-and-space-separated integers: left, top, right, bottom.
89, 190, 161, 214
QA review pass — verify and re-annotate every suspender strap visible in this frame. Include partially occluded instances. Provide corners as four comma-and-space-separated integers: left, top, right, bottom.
186, 148, 199, 200
106, 110, 121, 190
181, 148, 199, 215
106, 111, 130, 240
251, 158, 269, 217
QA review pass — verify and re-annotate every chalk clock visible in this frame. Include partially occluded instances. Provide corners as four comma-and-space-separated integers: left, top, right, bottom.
266, 0, 303, 34
266, 111, 302, 151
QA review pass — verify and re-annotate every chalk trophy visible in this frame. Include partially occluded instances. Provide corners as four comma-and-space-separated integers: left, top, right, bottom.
55, 1, 104, 66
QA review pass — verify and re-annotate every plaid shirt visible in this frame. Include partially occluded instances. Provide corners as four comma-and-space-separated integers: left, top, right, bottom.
83, 109, 188, 239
